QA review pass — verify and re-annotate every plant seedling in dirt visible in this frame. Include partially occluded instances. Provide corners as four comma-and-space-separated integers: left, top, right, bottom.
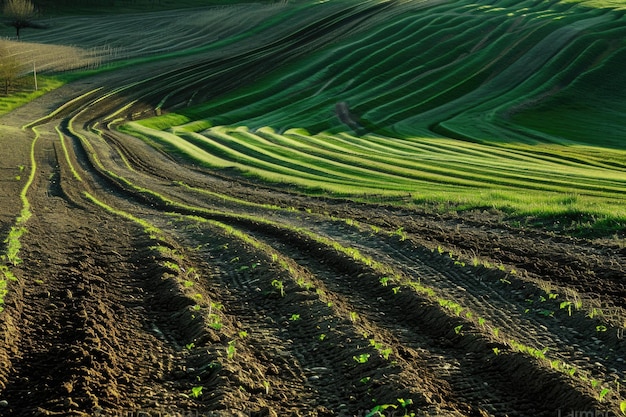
353, 353, 370, 363
492, 347, 501, 355
360, 376, 371, 384
185, 342, 195, 350
350, 311, 359, 322
289, 313, 300, 321
620, 400, 626, 415
263, 380, 270, 395
597, 387, 610, 401
560, 301, 573, 316
397, 398, 413, 408
271, 279, 285, 297
190, 386, 203, 398
379, 276, 390, 287
392, 286, 401, 294
318, 333, 326, 341
380, 348, 392, 360
226, 340, 236, 359
454, 325, 463, 335
596, 325, 607, 332
238, 330, 248, 339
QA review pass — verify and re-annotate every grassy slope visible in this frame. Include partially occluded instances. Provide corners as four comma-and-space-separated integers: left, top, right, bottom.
126, 0, 626, 235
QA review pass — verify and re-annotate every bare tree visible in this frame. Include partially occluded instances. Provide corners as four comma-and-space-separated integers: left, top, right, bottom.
0, 47, 24, 95
3, 0, 43, 40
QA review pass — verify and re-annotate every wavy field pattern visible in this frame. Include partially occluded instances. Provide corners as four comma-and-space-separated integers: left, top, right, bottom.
0, 0, 625, 416
116, 0, 626, 226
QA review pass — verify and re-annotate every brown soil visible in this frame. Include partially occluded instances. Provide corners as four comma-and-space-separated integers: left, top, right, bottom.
0, 44, 624, 417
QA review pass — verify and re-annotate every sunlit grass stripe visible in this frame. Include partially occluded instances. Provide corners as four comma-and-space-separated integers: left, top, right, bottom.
200, 128, 492, 189
233, 128, 626, 197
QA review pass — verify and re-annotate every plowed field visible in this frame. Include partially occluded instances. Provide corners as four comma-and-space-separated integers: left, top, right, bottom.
0, 1, 625, 416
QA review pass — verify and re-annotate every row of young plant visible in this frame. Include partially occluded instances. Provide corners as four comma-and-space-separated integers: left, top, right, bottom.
371, 220, 626, 412
0, 121, 42, 312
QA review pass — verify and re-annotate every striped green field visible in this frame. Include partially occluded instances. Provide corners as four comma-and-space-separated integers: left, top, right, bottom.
111, 0, 626, 234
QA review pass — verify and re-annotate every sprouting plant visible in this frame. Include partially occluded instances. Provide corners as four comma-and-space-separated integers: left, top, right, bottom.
380, 348, 392, 360
620, 400, 626, 415
596, 325, 608, 332
271, 279, 285, 297
190, 386, 203, 398
230, 256, 240, 263
397, 398, 413, 408
226, 340, 236, 359
598, 388, 610, 401
183, 280, 194, 288
436, 245, 444, 255
379, 276, 390, 287
492, 327, 500, 338
360, 376, 371, 384
560, 301, 573, 316
238, 330, 248, 339
454, 325, 463, 335
478, 317, 486, 327
393, 227, 407, 241
209, 314, 222, 330
353, 353, 370, 364
263, 380, 270, 395
548, 292, 558, 300
319, 333, 326, 341
185, 342, 195, 350
392, 286, 401, 294
492, 347, 500, 355
349, 311, 359, 322
289, 313, 301, 321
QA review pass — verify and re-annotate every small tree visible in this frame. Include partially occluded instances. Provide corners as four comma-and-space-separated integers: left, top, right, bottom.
3, 0, 41, 40
0, 47, 24, 95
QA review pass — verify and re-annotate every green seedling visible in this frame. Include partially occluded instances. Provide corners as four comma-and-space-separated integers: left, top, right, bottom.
185, 342, 195, 350
289, 313, 301, 321
454, 325, 463, 335
318, 333, 326, 341
271, 279, 285, 297
619, 400, 625, 415
353, 353, 370, 364
397, 398, 413, 408
599, 388, 610, 401
226, 340, 236, 359
379, 276, 390, 287
190, 386, 203, 398
560, 301, 573, 316
380, 348, 392, 360
360, 377, 371, 384
238, 330, 248, 339
350, 311, 358, 322
493, 347, 501, 355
